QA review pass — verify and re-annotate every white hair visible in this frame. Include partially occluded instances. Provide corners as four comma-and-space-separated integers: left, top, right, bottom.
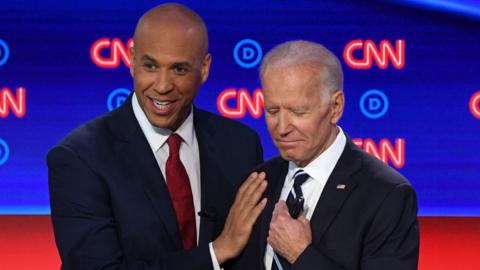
260, 40, 344, 97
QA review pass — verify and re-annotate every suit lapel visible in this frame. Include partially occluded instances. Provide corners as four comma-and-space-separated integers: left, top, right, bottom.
256, 158, 289, 264
309, 139, 361, 243
244, 138, 362, 269
194, 108, 229, 245
108, 95, 183, 249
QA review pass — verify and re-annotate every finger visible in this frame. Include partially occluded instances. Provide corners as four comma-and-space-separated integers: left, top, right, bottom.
276, 201, 288, 211
267, 230, 278, 246
269, 216, 278, 232
272, 201, 281, 217
298, 214, 310, 226
253, 197, 267, 216
272, 205, 278, 216
238, 172, 266, 207
233, 172, 259, 207
243, 171, 266, 197
246, 197, 267, 225
267, 235, 273, 246
237, 172, 258, 197
247, 177, 268, 208
272, 201, 287, 217
273, 200, 283, 211
268, 235, 279, 252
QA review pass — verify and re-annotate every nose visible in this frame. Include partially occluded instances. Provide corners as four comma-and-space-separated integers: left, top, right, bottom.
276, 110, 293, 137
153, 69, 174, 94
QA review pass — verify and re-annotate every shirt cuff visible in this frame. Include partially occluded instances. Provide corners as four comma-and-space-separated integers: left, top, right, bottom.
209, 242, 223, 270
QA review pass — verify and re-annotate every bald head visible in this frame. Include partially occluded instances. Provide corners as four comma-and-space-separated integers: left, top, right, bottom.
134, 3, 209, 56
129, 3, 212, 131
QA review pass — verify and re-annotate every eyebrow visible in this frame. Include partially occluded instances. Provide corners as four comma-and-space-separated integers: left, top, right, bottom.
140, 55, 193, 68
141, 55, 157, 63
171, 61, 193, 68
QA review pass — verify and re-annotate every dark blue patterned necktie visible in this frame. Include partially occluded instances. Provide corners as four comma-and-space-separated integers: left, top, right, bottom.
272, 170, 310, 270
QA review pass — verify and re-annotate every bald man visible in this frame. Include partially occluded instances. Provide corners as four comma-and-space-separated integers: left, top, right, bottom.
48, 3, 265, 270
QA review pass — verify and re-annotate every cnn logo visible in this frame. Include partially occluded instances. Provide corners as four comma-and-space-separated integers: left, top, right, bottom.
217, 88, 263, 119
91, 38, 133, 68
343, 39, 405, 70
353, 138, 405, 169
0, 87, 26, 118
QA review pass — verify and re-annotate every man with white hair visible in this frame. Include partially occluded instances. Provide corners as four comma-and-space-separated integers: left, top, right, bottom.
229, 40, 419, 270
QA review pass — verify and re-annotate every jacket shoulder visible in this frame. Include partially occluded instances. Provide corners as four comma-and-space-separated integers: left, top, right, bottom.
253, 156, 285, 171
356, 148, 410, 186
48, 110, 118, 162
351, 147, 414, 205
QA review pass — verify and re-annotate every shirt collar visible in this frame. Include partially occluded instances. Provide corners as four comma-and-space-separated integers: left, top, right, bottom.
287, 126, 347, 185
132, 93, 195, 152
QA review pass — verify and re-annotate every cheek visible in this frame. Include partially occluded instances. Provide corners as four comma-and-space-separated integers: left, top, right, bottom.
265, 117, 278, 133
178, 87, 198, 102
291, 119, 311, 135
294, 121, 320, 144
176, 76, 201, 97
309, 121, 330, 145
134, 72, 154, 89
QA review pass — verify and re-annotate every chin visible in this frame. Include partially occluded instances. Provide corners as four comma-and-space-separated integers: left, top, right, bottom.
279, 151, 299, 163
147, 117, 171, 129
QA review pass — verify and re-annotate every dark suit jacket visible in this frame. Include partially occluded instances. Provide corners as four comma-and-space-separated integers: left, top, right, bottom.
47, 95, 263, 270
230, 138, 419, 270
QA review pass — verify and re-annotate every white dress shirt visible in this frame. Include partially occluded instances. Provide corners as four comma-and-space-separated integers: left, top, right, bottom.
264, 127, 347, 270
132, 93, 221, 269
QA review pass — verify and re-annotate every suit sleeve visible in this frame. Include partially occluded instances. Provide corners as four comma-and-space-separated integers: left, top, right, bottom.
292, 183, 419, 270
254, 132, 264, 165
48, 145, 214, 270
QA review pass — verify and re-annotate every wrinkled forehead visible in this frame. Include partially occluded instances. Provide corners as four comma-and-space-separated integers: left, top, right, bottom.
263, 65, 324, 90
263, 62, 325, 80
262, 66, 325, 102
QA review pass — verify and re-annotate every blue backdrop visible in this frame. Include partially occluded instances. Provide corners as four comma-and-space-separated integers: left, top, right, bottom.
1, 0, 479, 216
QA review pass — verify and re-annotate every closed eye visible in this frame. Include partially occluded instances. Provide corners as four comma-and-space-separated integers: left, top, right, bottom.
292, 111, 307, 116
265, 108, 279, 116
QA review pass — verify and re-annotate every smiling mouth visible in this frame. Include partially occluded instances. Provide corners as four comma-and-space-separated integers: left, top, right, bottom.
149, 98, 177, 115
153, 99, 174, 109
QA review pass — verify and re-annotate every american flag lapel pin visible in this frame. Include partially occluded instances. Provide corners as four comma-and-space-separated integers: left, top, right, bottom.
336, 184, 346, 190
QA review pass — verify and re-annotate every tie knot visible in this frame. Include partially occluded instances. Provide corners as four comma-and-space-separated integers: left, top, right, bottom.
292, 170, 309, 195
167, 133, 182, 155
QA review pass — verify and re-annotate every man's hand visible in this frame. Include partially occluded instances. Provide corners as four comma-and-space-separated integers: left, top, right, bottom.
268, 201, 312, 263
213, 172, 268, 264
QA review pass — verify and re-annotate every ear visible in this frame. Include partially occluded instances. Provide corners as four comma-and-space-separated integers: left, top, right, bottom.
330, 90, 344, 125
200, 53, 212, 83
129, 46, 135, 78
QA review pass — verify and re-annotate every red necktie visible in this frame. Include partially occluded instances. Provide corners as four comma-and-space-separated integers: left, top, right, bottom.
166, 133, 196, 249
